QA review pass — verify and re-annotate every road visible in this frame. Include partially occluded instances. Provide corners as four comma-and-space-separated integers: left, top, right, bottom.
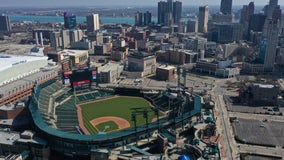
211, 78, 239, 160
239, 144, 284, 159
213, 78, 284, 160
229, 112, 284, 122
215, 94, 238, 160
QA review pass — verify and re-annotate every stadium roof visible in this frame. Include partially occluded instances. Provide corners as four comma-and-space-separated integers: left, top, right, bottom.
0, 54, 48, 86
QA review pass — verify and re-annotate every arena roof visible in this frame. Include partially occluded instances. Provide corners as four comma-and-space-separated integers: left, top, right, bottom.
0, 54, 48, 86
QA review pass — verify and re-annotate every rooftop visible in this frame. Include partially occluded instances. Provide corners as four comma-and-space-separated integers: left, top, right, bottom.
158, 65, 176, 70
58, 49, 88, 56
253, 83, 275, 89
0, 129, 47, 146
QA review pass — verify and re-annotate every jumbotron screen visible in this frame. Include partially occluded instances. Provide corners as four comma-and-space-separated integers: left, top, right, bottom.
69, 68, 97, 89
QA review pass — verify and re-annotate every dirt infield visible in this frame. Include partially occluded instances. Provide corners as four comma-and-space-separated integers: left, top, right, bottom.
76, 105, 90, 134
90, 116, 130, 130
76, 95, 165, 134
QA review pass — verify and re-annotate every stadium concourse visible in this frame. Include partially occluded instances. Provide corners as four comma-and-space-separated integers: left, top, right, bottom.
0, 53, 59, 119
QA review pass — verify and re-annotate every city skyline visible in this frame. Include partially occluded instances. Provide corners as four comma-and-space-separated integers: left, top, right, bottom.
0, 0, 283, 7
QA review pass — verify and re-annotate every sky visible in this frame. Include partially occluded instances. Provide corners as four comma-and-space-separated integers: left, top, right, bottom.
0, 0, 283, 7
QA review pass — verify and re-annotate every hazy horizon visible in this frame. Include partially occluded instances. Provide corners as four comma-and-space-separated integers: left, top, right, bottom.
0, 0, 283, 7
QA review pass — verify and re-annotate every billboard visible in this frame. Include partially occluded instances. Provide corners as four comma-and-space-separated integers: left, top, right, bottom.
92, 69, 97, 81
63, 71, 72, 85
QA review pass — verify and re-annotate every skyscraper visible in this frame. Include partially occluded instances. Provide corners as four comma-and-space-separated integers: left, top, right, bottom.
0, 15, 11, 32
240, 2, 254, 23
198, 5, 209, 33
187, 19, 198, 33
64, 12, 76, 30
261, 19, 279, 72
220, 0, 232, 15
158, 0, 182, 26
135, 12, 143, 26
144, 11, 152, 26
158, 1, 167, 25
173, 1, 182, 24
86, 14, 100, 33
263, 0, 278, 19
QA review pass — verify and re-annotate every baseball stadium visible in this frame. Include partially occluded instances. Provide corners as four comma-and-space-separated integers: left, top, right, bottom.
28, 69, 202, 157
0, 54, 202, 158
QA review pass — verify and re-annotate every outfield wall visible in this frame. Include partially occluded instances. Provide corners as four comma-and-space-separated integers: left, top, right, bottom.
29, 79, 201, 156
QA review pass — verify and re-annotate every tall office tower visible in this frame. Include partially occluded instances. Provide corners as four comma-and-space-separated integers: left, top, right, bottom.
248, 2, 255, 17
240, 2, 254, 23
240, 2, 254, 39
167, 0, 173, 12
248, 13, 267, 32
263, 0, 278, 18
61, 30, 71, 49
69, 30, 83, 43
220, 0, 232, 15
187, 19, 198, 33
0, 15, 11, 32
64, 12, 76, 30
144, 11, 152, 26
158, 0, 182, 25
86, 14, 100, 33
173, 1, 182, 24
135, 12, 143, 26
158, 1, 167, 24
198, 5, 209, 33
261, 19, 279, 72
272, 5, 282, 21
50, 31, 62, 49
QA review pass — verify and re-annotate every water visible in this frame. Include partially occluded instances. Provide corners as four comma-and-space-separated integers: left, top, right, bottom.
10, 15, 157, 24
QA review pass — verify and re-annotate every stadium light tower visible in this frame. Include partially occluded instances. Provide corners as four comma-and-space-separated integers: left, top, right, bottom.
154, 108, 160, 133
131, 112, 138, 146
143, 109, 149, 142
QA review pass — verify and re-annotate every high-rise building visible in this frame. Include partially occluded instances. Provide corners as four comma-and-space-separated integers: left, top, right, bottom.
158, 1, 167, 25
263, 0, 278, 19
208, 22, 242, 44
220, 0, 232, 15
50, 31, 62, 49
248, 13, 267, 32
187, 19, 198, 33
198, 5, 209, 33
61, 30, 71, 49
173, 1, 182, 24
240, 2, 254, 23
135, 12, 143, 26
240, 2, 254, 39
86, 14, 100, 32
144, 11, 152, 26
158, 0, 182, 26
272, 5, 282, 21
261, 19, 279, 72
0, 15, 11, 32
64, 12, 76, 30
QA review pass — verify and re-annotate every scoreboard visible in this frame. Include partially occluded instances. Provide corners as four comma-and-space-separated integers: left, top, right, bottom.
69, 68, 97, 89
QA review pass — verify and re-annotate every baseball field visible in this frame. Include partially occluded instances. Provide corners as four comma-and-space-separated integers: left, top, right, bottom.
78, 96, 160, 134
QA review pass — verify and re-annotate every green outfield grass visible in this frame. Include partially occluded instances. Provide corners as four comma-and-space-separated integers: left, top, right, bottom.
96, 121, 119, 133
80, 96, 159, 134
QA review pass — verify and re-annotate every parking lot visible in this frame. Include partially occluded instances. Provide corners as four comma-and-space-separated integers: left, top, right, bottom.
233, 118, 284, 147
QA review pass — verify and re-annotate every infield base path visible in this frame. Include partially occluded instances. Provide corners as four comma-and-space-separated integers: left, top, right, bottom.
90, 116, 130, 130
